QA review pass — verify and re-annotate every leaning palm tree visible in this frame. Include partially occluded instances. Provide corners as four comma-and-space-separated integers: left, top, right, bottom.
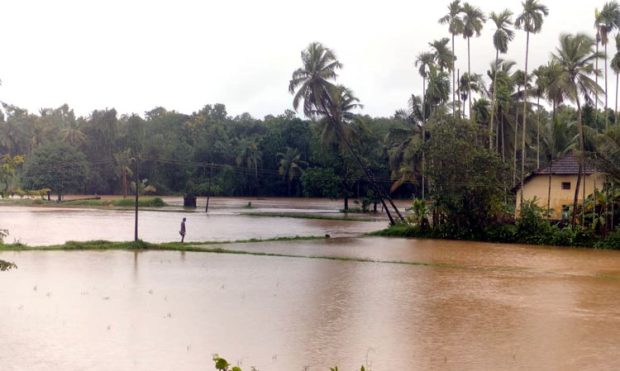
461, 3, 486, 121
595, 1, 620, 130
489, 9, 515, 149
289, 43, 404, 224
611, 34, 620, 116
439, 0, 464, 118
515, 0, 549, 205
552, 33, 604, 226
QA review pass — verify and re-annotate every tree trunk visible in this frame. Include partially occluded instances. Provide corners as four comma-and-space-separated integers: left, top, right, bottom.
452, 34, 456, 119
547, 157, 552, 217
616, 71, 619, 121
520, 30, 530, 207
513, 105, 519, 186
344, 193, 349, 212
537, 96, 541, 169
571, 97, 584, 227
605, 42, 609, 130
467, 37, 472, 122
421, 77, 426, 200
489, 49, 499, 150
596, 40, 600, 120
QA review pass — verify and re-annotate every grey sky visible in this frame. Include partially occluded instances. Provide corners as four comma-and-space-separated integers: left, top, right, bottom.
0, 0, 607, 119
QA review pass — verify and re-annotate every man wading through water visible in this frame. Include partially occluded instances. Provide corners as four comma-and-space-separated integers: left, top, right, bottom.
179, 217, 186, 243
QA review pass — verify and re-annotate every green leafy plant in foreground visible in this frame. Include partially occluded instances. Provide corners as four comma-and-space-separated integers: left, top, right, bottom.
213, 354, 367, 371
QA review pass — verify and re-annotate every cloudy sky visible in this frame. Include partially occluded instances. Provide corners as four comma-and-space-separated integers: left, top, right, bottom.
0, 0, 608, 119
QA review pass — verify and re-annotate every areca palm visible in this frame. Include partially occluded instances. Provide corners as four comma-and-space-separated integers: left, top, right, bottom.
611, 34, 620, 116
595, 1, 620, 130
415, 52, 435, 118
439, 0, 464, 117
489, 10, 514, 150
552, 33, 604, 226
532, 65, 548, 168
461, 3, 486, 120
277, 147, 307, 196
428, 38, 454, 72
516, 0, 548, 205
488, 59, 516, 159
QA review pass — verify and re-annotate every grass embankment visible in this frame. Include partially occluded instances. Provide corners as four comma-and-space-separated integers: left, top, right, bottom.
0, 236, 466, 269
243, 211, 376, 222
0, 197, 167, 208
371, 223, 620, 250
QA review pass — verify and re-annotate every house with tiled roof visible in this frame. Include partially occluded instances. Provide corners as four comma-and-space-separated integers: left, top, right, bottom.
514, 154, 605, 220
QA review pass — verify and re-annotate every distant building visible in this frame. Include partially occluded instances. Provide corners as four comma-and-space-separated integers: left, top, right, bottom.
514, 154, 605, 220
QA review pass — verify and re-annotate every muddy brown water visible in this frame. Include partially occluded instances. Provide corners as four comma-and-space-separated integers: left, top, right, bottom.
2, 234, 620, 370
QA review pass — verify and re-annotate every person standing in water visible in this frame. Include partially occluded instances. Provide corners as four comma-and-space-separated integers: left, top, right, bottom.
180, 217, 186, 243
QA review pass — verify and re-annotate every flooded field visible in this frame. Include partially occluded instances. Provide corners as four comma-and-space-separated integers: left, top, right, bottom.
0, 199, 388, 245
1, 199, 620, 370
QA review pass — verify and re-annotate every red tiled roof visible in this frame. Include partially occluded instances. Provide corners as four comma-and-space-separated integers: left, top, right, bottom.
534, 154, 596, 175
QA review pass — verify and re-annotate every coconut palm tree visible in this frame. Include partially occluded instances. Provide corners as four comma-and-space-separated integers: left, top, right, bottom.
236, 138, 262, 196
277, 147, 307, 196
114, 149, 134, 198
461, 3, 486, 120
439, 0, 464, 118
489, 10, 515, 150
289, 42, 342, 119
595, 1, 620, 130
415, 52, 435, 114
612, 34, 620, 116
289, 42, 405, 224
532, 65, 548, 169
414, 52, 435, 199
552, 33, 604, 226
60, 120, 88, 147
515, 0, 549, 205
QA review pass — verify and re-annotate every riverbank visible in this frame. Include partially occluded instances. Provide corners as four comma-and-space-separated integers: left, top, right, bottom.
372, 223, 620, 250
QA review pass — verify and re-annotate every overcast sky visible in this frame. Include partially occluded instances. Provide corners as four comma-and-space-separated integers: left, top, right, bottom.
0, 0, 609, 119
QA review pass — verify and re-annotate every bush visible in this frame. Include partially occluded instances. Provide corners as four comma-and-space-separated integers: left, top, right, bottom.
112, 197, 166, 207
485, 223, 517, 243
516, 199, 553, 244
594, 228, 620, 249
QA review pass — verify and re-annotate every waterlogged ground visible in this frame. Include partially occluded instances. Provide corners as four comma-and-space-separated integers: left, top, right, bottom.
0, 198, 389, 245
1, 199, 620, 370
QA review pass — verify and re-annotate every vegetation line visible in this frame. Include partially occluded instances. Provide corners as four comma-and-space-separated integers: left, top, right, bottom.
242, 211, 377, 222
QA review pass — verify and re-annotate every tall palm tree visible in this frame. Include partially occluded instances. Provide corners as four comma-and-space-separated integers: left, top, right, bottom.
532, 65, 548, 169
439, 0, 464, 118
541, 119, 577, 215
488, 59, 517, 160
429, 38, 455, 72
489, 10, 514, 150
516, 0, 549, 205
612, 34, 620, 116
595, 1, 620, 130
289, 43, 404, 224
236, 138, 262, 195
414, 52, 434, 199
461, 3, 486, 121
277, 147, 307, 196
552, 33, 604, 226
114, 149, 134, 198
289, 42, 342, 119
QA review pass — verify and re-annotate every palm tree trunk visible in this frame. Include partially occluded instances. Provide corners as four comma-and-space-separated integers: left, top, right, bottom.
489, 49, 499, 150
547, 157, 552, 217
614, 73, 620, 124
467, 37, 472, 121
605, 43, 609, 130
537, 96, 541, 169
596, 40, 600, 120
319, 100, 401, 224
513, 105, 519, 186
520, 30, 530, 207
452, 34, 456, 119
572, 97, 584, 227
421, 77, 426, 200
501, 110, 505, 162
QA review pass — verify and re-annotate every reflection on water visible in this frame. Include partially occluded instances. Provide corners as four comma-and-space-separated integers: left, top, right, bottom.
0, 206, 385, 245
1, 238, 620, 370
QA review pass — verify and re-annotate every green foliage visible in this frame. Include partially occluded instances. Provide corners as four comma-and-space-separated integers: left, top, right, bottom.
515, 199, 553, 244
112, 197, 166, 207
300, 168, 340, 198
21, 142, 89, 200
595, 228, 620, 249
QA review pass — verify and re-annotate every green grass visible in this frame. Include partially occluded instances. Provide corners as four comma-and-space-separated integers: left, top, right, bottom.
1, 197, 168, 208
243, 211, 376, 222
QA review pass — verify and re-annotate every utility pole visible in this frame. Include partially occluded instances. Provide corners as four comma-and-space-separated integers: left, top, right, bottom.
134, 157, 139, 242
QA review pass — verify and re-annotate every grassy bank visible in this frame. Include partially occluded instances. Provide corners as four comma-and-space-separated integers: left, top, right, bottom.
0, 197, 167, 208
242, 211, 376, 222
371, 223, 620, 250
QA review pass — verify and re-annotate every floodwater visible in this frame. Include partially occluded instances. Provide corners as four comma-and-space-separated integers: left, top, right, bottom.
2, 237, 620, 370
0, 204, 386, 245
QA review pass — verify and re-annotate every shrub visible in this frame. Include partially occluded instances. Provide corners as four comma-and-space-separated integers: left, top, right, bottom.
594, 228, 620, 249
